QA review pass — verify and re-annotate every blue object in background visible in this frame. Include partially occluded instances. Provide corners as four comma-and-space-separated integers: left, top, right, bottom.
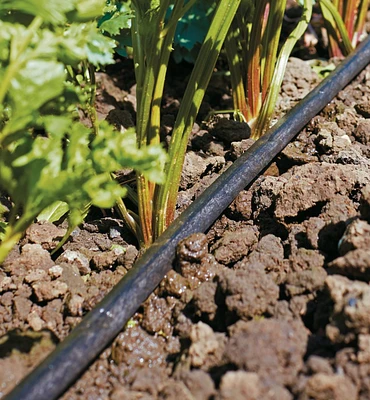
99, 1, 215, 63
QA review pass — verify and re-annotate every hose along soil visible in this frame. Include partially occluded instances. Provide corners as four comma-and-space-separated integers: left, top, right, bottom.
5, 35, 370, 400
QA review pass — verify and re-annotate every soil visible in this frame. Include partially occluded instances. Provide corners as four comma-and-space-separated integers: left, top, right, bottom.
2, 28, 370, 400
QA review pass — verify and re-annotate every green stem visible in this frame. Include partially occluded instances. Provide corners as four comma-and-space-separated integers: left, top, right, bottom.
260, 0, 286, 101
353, 0, 369, 46
252, 0, 313, 139
319, 0, 353, 57
153, 0, 241, 239
116, 196, 144, 248
343, 0, 356, 42
86, 62, 99, 136
132, 0, 192, 247
246, 0, 267, 120
132, 2, 168, 246
225, 22, 248, 120
149, 1, 184, 147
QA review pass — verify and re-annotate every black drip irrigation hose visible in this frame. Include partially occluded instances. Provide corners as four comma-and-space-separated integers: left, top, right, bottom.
6, 35, 370, 400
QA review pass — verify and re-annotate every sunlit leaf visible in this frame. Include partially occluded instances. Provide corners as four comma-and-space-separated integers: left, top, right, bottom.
9, 60, 65, 114
37, 201, 70, 222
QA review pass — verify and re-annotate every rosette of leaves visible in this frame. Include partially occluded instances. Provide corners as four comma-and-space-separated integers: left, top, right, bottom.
0, 0, 166, 263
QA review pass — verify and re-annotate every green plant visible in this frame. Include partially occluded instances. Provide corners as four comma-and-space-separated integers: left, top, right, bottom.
0, 0, 166, 263
102, 0, 241, 248
224, 0, 313, 139
319, 0, 369, 57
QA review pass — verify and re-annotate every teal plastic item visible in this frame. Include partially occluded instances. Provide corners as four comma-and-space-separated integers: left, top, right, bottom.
99, 1, 215, 63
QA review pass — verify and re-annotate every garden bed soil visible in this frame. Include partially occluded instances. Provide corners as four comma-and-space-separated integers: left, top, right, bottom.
2, 54, 370, 400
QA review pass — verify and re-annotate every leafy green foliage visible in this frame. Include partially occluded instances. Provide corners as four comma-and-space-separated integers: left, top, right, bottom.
0, 123, 164, 223
98, 1, 135, 57
99, 1, 132, 36
92, 123, 166, 184
0, 0, 166, 263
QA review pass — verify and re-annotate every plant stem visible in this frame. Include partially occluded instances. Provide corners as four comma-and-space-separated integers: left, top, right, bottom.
153, 0, 241, 239
252, 0, 313, 139
260, 0, 286, 102
86, 62, 99, 136
115, 196, 144, 247
246, 0, 267, 120
224, 22, 248, 120
319, 0, 353, 57
131, 1, 169, 246
343, 0, 356, 42
130, 0, 196, 247
353, 0, 369, 46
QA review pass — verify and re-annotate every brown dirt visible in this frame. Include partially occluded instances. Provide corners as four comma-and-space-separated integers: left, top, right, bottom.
2, 40, 370, 400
